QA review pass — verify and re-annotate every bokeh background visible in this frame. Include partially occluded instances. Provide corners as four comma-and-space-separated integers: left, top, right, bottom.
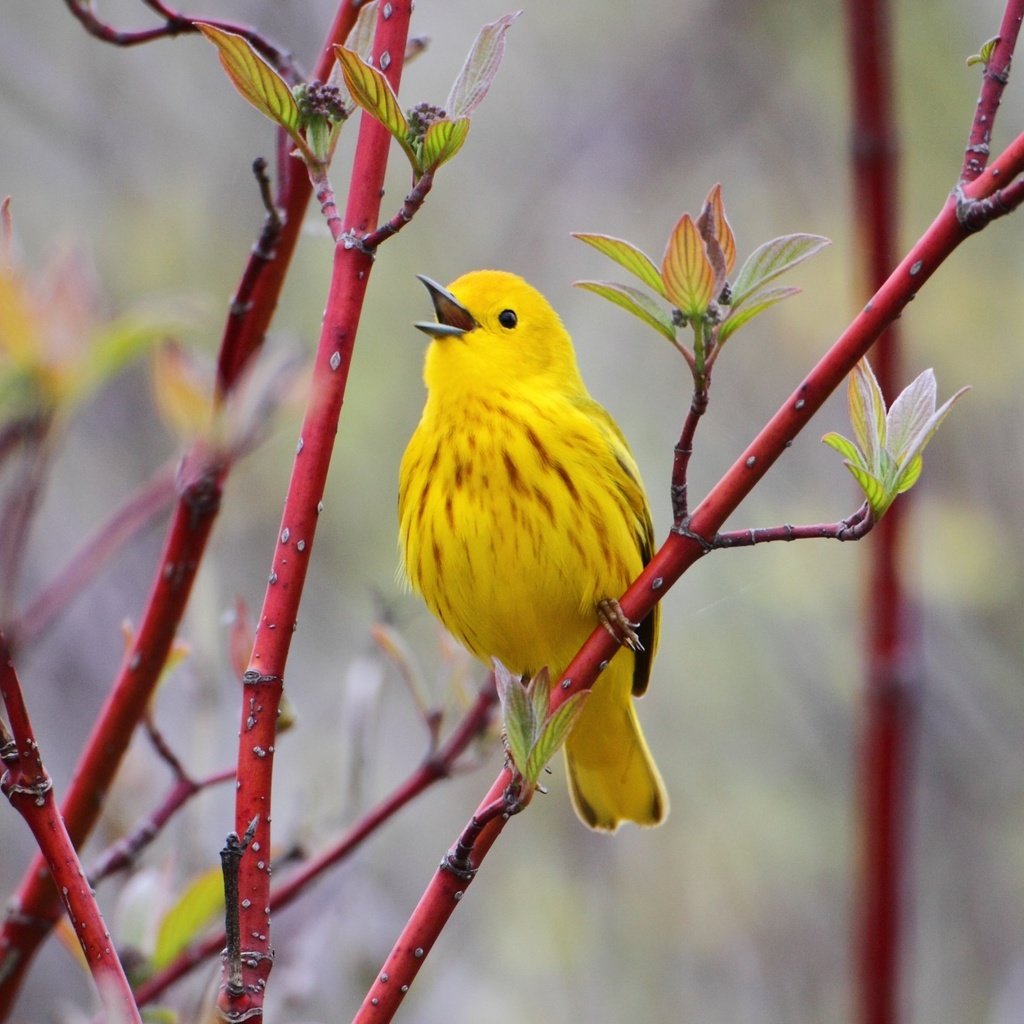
2, 0, 1023, 1020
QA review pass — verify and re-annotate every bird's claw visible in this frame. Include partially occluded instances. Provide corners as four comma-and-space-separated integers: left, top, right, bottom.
597, 598, 643, 652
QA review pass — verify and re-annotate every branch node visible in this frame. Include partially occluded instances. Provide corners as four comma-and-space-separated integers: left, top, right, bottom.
669, 519, 714, 553
340, 230, 376, 258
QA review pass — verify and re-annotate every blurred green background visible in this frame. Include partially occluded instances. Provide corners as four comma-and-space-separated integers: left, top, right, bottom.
2, 0, 1023, 1020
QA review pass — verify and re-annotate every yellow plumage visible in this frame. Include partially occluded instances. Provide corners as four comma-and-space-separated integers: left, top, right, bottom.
398, 270, 667, 831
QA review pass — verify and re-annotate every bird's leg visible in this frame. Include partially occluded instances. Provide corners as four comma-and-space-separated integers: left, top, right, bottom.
596, 598, 643, 652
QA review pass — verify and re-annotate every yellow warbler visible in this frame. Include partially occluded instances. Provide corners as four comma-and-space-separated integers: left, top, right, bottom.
398, 270, 667, 831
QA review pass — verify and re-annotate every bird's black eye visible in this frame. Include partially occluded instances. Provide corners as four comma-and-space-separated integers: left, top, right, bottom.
498, 309, 518, 329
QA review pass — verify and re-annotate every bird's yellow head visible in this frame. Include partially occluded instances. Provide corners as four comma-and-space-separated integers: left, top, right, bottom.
415, 270, 584, 397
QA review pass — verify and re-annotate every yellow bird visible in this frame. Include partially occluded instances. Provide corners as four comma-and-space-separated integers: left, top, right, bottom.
398, 270, 667, 831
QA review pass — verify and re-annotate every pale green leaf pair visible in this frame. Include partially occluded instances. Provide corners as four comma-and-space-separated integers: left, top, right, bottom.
199, 10, 518, 175
822, 359, 969, 519
494, 661, 588, 790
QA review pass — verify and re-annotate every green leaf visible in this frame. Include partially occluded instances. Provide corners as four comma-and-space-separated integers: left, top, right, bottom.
334, 46, 416, 165
661, 213, 716, 317
895, 453, 923, 494
574, 281, 677, 343
445, 11, 522, 120
717, 285, 800, 343
844, 462, 891, 518
572, 233, 666, 298
848, 359, 886, 470
526, 667, 552, 737
493, 660, 533, 775
966, 35, 1000, 67
152, 864, 225, 970
821, 431, 865, 469
524, 692, 588, 786
197, 24, 300, 137
730, 233, 830, 309
421, 118, 471, 170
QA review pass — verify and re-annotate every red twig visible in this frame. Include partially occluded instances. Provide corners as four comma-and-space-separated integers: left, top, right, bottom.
0, 636, 141, 1023
87, 767, 235, 885
669, 382, 709, 525
353, 128, 1024, 1021
219, 3, 414, 1015
363, 169, 436, 251
131, 680, 497, 1007
62, 0, 301, 84
961, 1, 1024, 182
713, 502, 873, 547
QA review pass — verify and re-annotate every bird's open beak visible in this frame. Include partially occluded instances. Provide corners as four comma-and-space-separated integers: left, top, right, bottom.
414, 275, 477, 338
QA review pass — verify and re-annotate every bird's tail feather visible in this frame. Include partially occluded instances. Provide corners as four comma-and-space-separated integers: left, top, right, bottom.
563, 654, 668, 832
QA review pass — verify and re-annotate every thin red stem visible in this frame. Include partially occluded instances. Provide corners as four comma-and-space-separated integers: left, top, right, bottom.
670, 383, 709, 525
713, 503, 873, 547
219, 4, 414, 1014
62, 0, 300, 83
87, 768, 235, 885
961, 0, 1024, 182
353, 771, 514, 1022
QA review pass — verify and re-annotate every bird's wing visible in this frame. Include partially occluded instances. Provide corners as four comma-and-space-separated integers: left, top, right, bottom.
572, 395, 660, 697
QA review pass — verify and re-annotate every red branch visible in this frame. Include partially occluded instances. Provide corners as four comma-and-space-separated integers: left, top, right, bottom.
0, 636, 141, 1023
0, 5, 364, 1015
845, 3, 912, 1024
219, 2, 414, 1015
353, 131, 1024, 1020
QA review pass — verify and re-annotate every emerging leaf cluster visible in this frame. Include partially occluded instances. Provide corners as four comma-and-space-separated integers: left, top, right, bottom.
493, 662, 588, 792
574, 185, 829, 382
822, 360, 969, 519
198, 8, 519, 177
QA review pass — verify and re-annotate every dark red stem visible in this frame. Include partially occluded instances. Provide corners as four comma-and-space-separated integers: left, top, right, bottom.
62, 0, 301, 83
845, 2, 913, 1022
87, 768, 235, 885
